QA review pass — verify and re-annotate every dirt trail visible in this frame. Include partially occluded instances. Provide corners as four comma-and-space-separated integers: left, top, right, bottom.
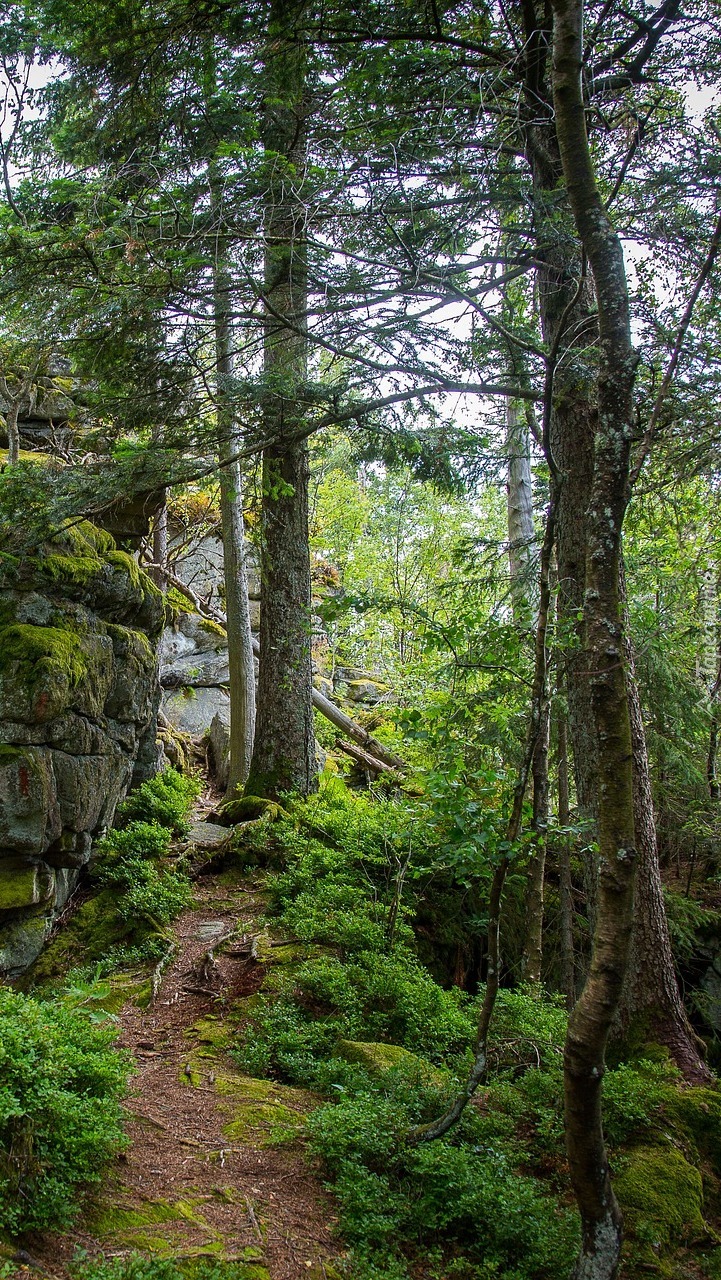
30, 828, 342, 1280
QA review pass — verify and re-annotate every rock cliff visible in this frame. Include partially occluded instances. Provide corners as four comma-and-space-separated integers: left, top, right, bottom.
0, 522, 164, 975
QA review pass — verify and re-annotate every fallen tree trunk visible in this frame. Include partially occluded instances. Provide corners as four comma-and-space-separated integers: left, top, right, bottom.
336, 738, 403, 778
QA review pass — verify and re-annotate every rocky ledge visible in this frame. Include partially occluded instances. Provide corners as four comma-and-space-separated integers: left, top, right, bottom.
0, 522, 164, 974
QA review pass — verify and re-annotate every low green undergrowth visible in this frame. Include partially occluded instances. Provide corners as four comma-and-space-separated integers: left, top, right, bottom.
229, 779, 721, 1279
118, 768, 202, 835
67, 1252, 259, 1280
231, 782, 580, 1277
94, 820, 191, 926
0, 988, 130, 1234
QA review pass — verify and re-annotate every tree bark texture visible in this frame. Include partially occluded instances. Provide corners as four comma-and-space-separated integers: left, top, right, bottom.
246, 0, 317, 798
210, 158, 257, 796
506, 397, 535, 628
618, 569, 710, 1080
150, 498, 169, 594
524, 699, 550, 985
557, 698, 577, 1008
521, 0, 600, 917
550, 1, 639, 1274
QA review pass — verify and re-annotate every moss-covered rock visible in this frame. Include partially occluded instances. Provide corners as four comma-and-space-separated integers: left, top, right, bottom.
0, 522, 165, 977
336, 1039, 448, 1087
616, 1143, 709, 1250
0, 857, 53, 911
218, 796, 289, 826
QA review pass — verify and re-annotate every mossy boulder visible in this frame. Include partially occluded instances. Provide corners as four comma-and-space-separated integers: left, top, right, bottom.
218, 796, 289, 826
336, 1039, 448, 1087
344, 678, 389, 704
615, 1143, 709, 1250
666, 1087, 721, 1172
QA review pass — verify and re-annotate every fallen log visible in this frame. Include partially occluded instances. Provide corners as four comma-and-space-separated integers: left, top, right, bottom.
336, 737, 403, 778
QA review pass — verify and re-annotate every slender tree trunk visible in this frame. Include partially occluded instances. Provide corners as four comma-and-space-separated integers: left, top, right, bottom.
506, 397, 534, 628
617, 568, 710, 1080
208, 151, 257, 796
522, 2, 600, 923
150, 497, 168, 592
245, 0, 317, 799
506, 392, 548, 983
557, 697, 576, 1008
550, 2, 639, 1273
524, 700, 550, 985
217, 429, 256, 794
6, 401, 20, 466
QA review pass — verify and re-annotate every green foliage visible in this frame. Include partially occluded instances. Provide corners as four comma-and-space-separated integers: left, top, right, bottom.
94, 820, 191, 925
0, 988, 129, 1234
307, 1071, 579, 1279
69, 1252, 259, 1280
118, 768, 202, 835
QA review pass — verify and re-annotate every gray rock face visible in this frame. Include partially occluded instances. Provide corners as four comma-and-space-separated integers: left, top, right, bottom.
0, 526, 164, 976
162, 686, 231, 737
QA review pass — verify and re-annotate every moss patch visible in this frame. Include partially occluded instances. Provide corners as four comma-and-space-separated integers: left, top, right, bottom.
336, 1039, 448, 1088
616, 1143, 709, 1250
23, 891, 136, 988
0, 623, 89, 687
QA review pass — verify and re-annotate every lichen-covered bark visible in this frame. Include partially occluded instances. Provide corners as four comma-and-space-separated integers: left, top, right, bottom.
549, 0, 639, 1274
246, 0, 316, 799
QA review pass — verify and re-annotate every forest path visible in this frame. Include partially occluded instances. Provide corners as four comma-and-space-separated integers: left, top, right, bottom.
31, 813, 341, 1280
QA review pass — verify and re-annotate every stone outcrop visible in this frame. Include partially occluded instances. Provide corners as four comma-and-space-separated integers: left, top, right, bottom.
0, 522, 164, 975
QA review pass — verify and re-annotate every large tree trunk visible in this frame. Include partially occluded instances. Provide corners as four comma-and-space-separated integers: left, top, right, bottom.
521, 3, 600, 919
550, 1, 639, 1273
245, 0, 316, 799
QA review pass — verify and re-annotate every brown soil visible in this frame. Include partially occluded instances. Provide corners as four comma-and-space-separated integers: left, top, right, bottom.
22, 841, 344, 1280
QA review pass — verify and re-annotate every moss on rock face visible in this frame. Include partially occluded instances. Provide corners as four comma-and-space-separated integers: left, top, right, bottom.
667, 1087, 721, 1173
0, 858, 52, 911
616, 1144, 709, 1249
336, 1039, 448, 1087
0, 622, 114, 722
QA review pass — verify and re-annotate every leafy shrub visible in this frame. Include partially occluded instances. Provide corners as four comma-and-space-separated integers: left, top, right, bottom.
70, 1253, 251, 1280
307, 1080, 579, 1278
602, 1059, 677, 1144
118, 768, 201, 835
0, 988, 129, 1234
94, 820, 191, 925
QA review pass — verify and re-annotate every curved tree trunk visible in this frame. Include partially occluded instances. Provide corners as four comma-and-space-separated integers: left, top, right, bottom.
245, 0, 317, 799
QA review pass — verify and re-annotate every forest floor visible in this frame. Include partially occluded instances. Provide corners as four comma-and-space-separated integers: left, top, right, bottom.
21, 796, 344, 1280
